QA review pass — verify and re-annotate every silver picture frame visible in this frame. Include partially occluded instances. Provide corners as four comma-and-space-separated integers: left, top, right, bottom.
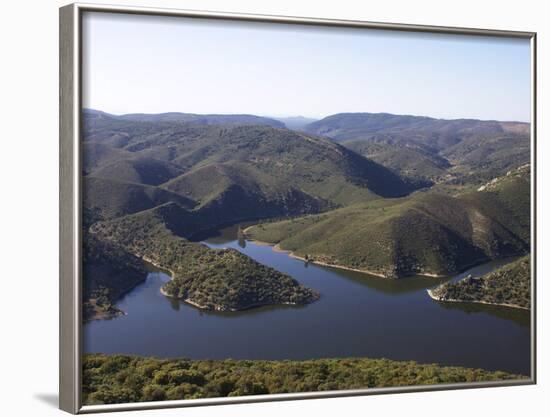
60, 2, 537, 414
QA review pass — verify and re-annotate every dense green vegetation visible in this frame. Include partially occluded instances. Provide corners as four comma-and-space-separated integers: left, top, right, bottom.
246, 166, 530, 278
83, 233, 148, 320
90, 205, 318, 311
445, 137, 529, 183
84, 109, 414, 221
429, 256, 531, 309
83, 177, 195, 222
305, 112, 530, 185
89, 156, 185, 186
83, 353, 524, 404
162, 164, 333, 231
342, 136, 450, 187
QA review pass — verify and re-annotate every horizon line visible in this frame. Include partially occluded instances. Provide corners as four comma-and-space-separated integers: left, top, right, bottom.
83, 108, 531, 125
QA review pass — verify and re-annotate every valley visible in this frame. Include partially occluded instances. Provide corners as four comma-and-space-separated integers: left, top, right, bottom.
82, 109, 531, 317
82, 109, 532, 401
84, 225, 530, 377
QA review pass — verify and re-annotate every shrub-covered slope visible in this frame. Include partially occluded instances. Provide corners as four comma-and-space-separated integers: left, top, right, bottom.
83, 177, 195, 223
83, 110, 416, 221
83, 233, 148, 320
83, 353, 525, 405
246, 166, 530, 278
428, 256, 531, 309
89, 157, 185, 186
342, 136, 451, 187
90, 206, 318, 311
306, 112, 530, 186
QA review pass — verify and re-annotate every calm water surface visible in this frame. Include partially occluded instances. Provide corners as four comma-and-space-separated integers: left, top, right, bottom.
84, 223, 531, 375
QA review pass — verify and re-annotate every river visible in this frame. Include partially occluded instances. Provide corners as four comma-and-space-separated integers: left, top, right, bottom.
84, 223, 531, 375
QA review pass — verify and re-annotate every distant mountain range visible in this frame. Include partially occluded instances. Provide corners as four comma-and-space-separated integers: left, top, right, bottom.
303, 112, 529, 143
85, 108, 285, 128
303, 112, 530, 186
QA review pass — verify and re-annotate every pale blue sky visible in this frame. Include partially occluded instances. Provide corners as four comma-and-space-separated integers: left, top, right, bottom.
82, 12, 531, 122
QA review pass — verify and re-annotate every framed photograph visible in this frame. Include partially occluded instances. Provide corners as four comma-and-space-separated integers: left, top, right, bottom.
59, 2, 536, 414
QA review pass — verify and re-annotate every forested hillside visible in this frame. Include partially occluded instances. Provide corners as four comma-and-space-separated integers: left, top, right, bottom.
90, 204, 318, 311
304, 112, 530, 186
83, 232, 148, 320
83, 353, 525, 405
246, 166, 530, 278
429, 255, 531, 309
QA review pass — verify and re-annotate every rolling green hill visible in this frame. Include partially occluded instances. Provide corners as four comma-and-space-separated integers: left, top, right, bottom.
89, 205, 318, 311
83, 111, 416, 231
342, 136, 451, 187
462, 164, 531, 242
83, 110, 413, 201
305, 112, 530, 186
429, 255, 531, 309
155, 124, 413, 203
164, 164, 333, 230
83, 177, 195, 223
83, 353, 524, 405
442, 134, 531, 183
246, 166, 530, 278
89, 156, 185, 186
83, 142, 136, 174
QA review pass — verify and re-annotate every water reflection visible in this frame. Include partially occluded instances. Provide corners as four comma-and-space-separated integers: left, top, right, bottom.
435, 299, 530, 327
163, 295, 310, 318
330, 267, 451, 294
237, 228, 246, 248
168, 298, 181, 312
